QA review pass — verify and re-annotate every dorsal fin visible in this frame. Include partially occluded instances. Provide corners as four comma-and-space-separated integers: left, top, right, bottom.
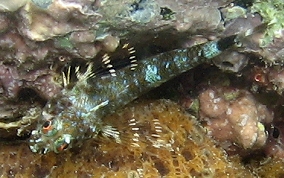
60, 42, 137, 88
95, 42, 137, 76
75, 62, 95, 83
122, 43, 137, 71
62, 66, 71, 87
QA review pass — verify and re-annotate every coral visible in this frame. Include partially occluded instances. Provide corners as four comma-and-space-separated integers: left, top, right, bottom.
198, 87, 273, 150
0, 100, 255, 177
98, 0, 228, 33
127, 0, 160, 23
220, 4, 248, 25
0, 0, 243, 141
17, 0, 105, 59
1, 0, 284, 176
218, 2, 284, 64
267, 68, 284, 94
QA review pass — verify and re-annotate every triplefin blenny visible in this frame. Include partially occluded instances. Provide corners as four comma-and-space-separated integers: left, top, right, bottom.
29, 35, 240, 154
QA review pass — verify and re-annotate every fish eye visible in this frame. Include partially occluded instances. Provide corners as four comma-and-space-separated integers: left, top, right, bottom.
56, 142, 69, 152
233, 36, 243, 48
54, 137, 69, 153
41, 120, 57, 136
235, 40, 243, 48
42, 120, 52, 130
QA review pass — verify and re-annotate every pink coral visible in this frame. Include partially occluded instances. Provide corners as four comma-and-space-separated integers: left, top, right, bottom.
199, 87, 273, 150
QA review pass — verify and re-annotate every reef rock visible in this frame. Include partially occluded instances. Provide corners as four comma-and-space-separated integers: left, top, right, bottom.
0, 100, 254, 177
199, 87, 273, 150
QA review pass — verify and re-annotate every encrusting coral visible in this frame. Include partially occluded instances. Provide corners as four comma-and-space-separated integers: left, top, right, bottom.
199, 87, 273, 150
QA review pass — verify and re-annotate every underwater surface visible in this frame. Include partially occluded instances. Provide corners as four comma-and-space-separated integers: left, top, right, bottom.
1, 0, 284, 177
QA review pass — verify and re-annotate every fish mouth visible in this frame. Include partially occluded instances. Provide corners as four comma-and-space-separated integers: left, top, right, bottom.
29, 129, 74, 154
29, 140, 50, 154
29, 130, 52, 154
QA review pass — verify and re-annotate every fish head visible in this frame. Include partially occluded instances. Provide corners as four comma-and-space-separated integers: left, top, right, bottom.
29, 96, 83, 154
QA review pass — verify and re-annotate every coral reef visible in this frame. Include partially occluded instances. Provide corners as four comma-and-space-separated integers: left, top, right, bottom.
0, 0, 239, 110
178, 66, 273, 152
2, 0, 284, 177
0, 100, 255, 177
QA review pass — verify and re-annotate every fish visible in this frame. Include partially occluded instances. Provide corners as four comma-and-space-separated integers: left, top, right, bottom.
29, 34, 240, 154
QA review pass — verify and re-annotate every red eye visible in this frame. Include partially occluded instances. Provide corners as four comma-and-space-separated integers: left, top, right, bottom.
56, 143, 69, 152
254, 73, 264, 83
42, 120, 52, 134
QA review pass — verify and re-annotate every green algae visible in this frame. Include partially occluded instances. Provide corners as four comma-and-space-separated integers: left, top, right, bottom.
55, 35, 74, 50
251, 0, 284, 46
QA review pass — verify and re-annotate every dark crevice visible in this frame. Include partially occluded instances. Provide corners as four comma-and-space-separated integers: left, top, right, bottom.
17, 88, 47, 106
233, 0, 254, 9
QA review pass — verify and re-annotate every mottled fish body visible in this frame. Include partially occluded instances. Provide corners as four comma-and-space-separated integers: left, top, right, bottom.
29, 35, 238, 154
